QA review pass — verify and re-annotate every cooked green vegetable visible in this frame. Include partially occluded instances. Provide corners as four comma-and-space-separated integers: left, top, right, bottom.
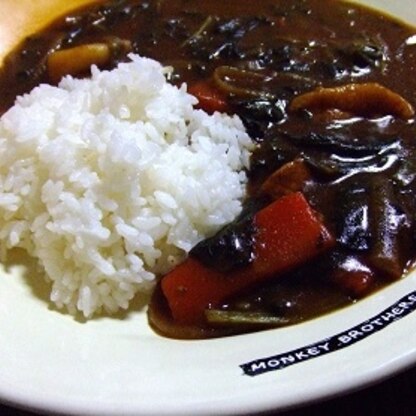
205, 309, 290, 327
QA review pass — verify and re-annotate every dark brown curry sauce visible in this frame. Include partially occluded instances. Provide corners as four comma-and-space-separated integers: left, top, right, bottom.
1, 0, 416, 338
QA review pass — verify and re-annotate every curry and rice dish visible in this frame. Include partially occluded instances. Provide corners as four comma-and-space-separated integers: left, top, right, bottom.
1, 0, 416, 339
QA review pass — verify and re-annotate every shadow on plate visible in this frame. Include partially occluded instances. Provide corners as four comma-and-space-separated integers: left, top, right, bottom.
1, 247, 151, 323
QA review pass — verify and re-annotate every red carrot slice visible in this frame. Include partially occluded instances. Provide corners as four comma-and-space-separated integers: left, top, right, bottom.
330, 256, 375, 298
188, 80, 230, 114
332, 269, 374, 298
252, 192, 334, 276
161, 192, 335, 325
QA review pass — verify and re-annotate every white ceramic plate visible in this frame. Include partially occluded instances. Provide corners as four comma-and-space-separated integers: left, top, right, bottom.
1, 1, 416, 415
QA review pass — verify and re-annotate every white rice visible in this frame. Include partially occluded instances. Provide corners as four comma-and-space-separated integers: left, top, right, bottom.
0, 54, 254, 317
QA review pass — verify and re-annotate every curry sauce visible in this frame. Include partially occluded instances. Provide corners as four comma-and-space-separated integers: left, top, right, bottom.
1, 0, 416, 338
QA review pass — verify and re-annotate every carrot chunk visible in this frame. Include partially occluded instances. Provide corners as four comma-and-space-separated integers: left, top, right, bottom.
161, 192, 335, 324
188, 80, 230, 114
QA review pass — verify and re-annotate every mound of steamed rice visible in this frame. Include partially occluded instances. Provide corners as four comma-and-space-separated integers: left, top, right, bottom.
0, 54, 254, 317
